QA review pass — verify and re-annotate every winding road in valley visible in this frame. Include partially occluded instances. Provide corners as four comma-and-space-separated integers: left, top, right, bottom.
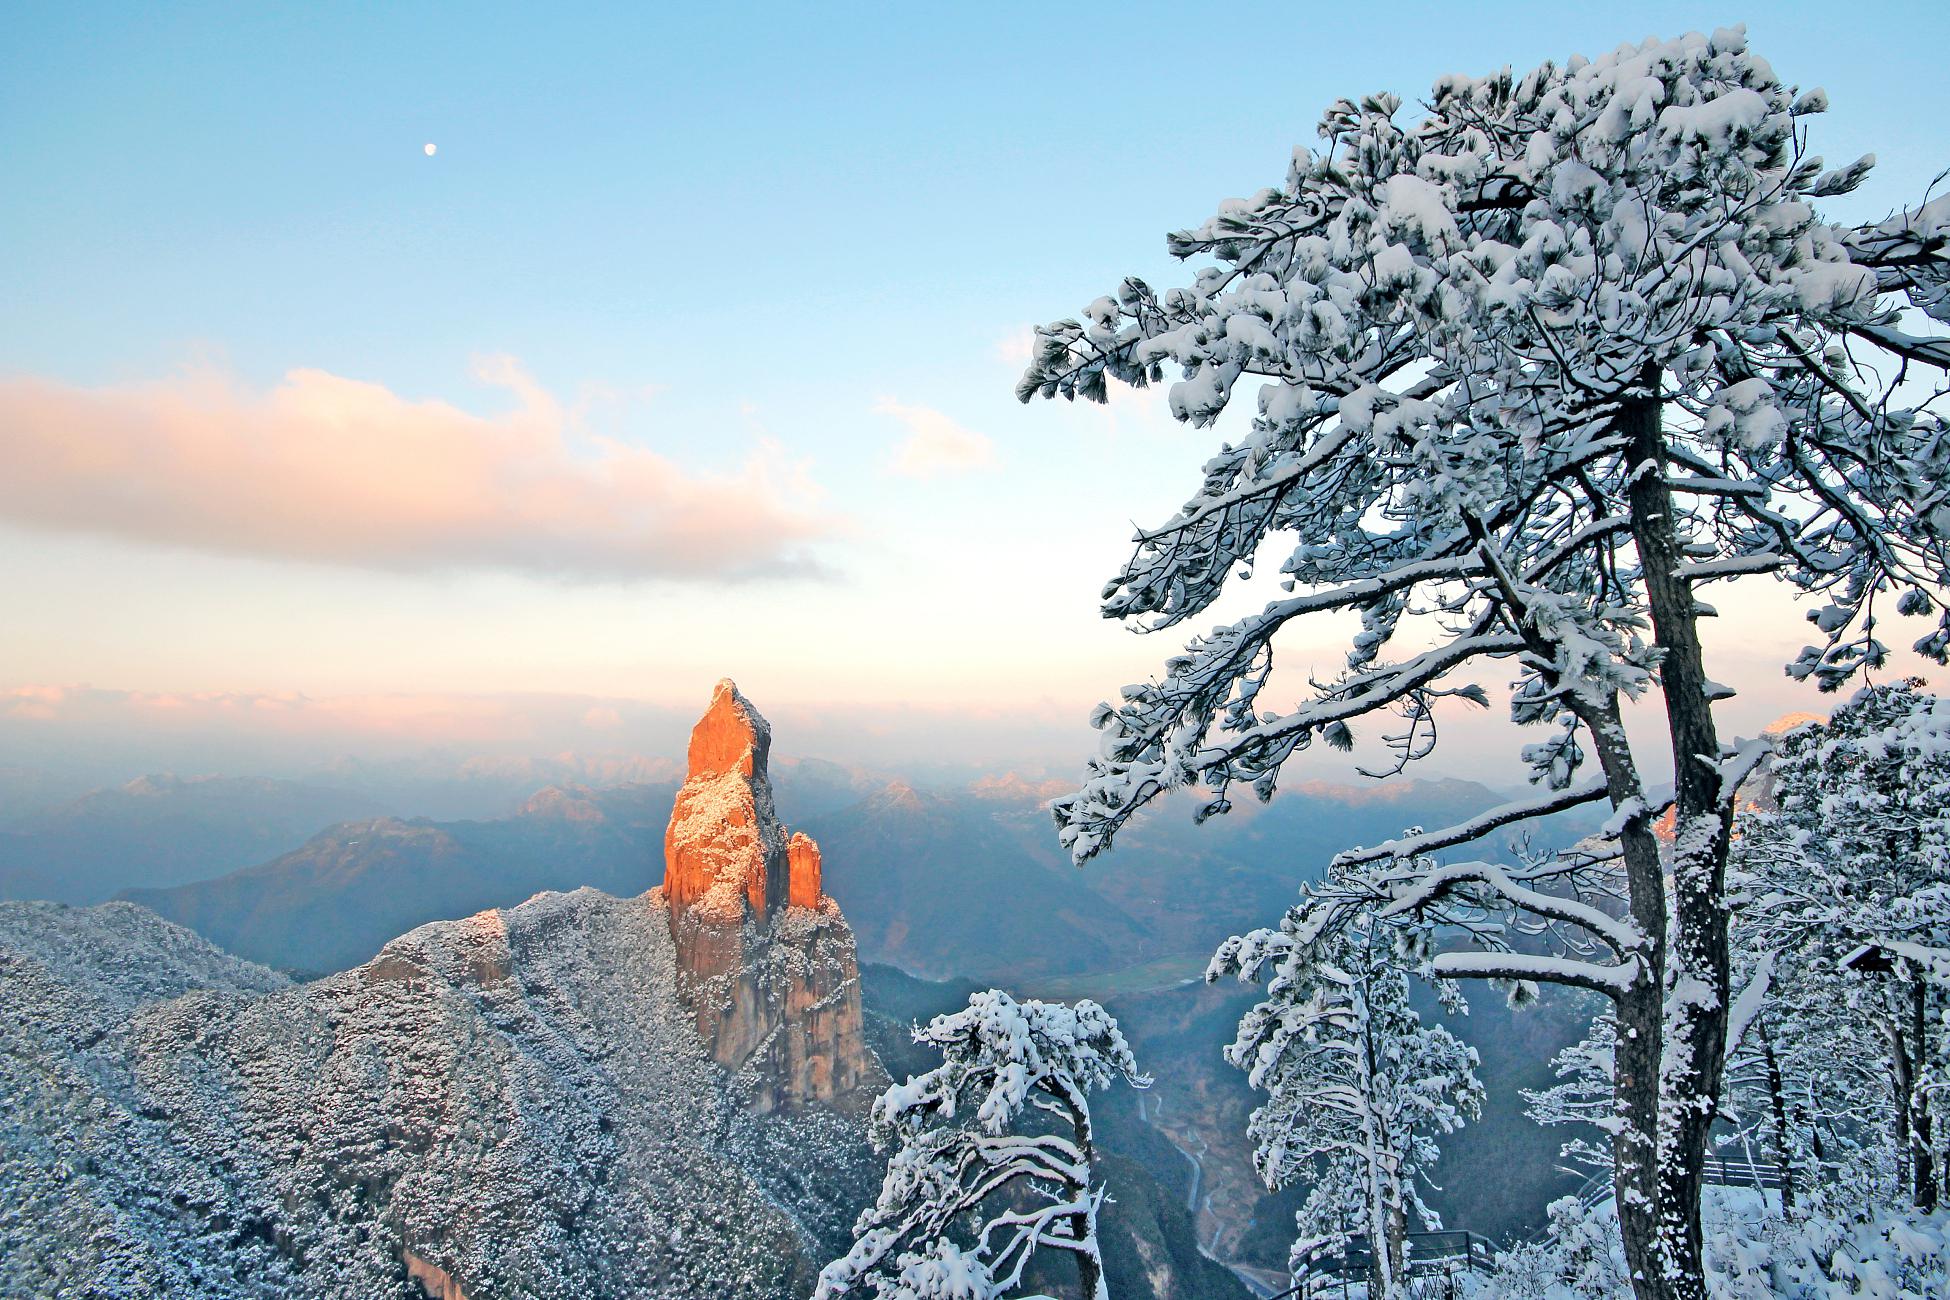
1135, 1090, 1281, 1299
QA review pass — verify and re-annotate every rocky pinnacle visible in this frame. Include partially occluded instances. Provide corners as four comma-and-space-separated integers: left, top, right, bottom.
661, 679, 874, 1112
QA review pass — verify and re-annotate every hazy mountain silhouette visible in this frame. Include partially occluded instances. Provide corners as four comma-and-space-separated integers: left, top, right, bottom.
802, 774, 1530, 982
125, 782, 677, 974
0, 774, 392, 905
123, 764, 1580, 989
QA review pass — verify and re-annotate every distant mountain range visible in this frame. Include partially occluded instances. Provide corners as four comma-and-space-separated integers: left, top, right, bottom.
121, 783, 673, 974
0, 774, 391, 905
808, 774, 1524, 983
96, 763, 1577, 984
0, 764, 91, 823
0, 752, 893, 915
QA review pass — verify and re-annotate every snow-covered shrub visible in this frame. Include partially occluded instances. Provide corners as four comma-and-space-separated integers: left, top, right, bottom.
1703, 1207, 1950, 1299
1481, 1201, 1950, 1299
817, 991, 1147, 1300
1484, 1196, 1631, 1300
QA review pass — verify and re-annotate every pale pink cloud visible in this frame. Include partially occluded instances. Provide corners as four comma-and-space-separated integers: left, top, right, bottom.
1, 684, 567, 746
874, 397, 998, 479
2, 685, 68, 721
0, 359, 836, 580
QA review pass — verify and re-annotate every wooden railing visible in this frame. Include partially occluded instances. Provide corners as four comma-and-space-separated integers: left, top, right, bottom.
1703, 1155, 1784, 1190
1286, 1229, 1498, 1294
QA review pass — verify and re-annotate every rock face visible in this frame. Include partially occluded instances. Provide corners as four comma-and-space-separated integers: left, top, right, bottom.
0, 891, 878, 1300
788, 833, 822, 909
662, 680, 873, 1113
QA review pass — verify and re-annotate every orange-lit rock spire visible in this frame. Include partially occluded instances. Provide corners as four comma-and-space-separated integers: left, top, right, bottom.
664, 679, 789, 921
787, 832, 822, 910
660, 679, 870, 1112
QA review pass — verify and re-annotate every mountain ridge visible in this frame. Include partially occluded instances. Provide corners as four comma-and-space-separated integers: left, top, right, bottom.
0, 884, 879, 1300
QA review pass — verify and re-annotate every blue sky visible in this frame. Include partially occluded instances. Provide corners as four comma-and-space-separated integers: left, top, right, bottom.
3, 3, 1947, 776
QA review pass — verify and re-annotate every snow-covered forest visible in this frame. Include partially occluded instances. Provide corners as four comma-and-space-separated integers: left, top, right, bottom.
921, 25, 1949, 1300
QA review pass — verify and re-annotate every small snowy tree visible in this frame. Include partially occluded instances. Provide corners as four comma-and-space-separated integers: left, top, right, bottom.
1524, 1011, 1626, 1178
816, 991, 1147, 1300
1019, 28, 1949, 1299
1722, 839, 1896, 1212
1486, 1195, 1633, 1300
1212, 893, 1482, 1298
1732, 681, 1950, 1210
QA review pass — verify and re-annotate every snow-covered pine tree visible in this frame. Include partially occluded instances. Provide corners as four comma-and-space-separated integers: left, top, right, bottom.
815, 991, 1147, 1300
1523, 1011, 1625, 1180
1721, 820, 1895, 1212
1211, 892, 1482, 1298
1732, 681, 1950, 1210
1017, 28, 1949, 1300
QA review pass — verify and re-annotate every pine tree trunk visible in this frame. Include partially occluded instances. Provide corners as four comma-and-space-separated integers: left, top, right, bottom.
1760, 1020, 1795, 1214
1567, 694, 1666, 1298
1620, 381, 1733, 1300
1910, 976, 1939, 1211
1075, 1243, 1104, 1300
1611, 965, 1672, 1299
1384, 1198, 1410, 1297
1064, 1093, 1108, 1300
1357, 988, 1404, 1300
1891, 1008, 1920, 1205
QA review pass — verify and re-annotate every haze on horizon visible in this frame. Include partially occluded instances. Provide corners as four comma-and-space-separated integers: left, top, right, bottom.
5, 1, 1946, 791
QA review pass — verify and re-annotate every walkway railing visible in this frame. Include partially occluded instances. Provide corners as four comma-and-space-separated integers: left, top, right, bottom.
1565, 1154, 1785, 1214
1704, 1155, 1784, 1190
1283, 1230, 1498, 1296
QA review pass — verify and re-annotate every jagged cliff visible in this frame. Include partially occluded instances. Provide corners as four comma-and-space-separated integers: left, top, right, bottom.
660, 679, 874, 1113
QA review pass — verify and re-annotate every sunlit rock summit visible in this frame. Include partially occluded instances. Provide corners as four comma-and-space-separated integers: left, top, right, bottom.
661, 679, 873, 1112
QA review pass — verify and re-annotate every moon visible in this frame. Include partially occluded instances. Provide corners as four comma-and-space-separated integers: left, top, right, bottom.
423, 142, 437, 157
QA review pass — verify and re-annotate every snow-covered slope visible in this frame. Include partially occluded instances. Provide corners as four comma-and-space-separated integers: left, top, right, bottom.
0, 899, 289, 1010
0, 890, 876, 1299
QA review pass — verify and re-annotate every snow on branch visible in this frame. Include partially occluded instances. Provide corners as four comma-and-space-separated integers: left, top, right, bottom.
1722, 950, 1775, 1061
1333, 776, 1612, 869
1430, 949, 1639, 997
1377, 859, 1644, 960
1840, 194, 1950, 326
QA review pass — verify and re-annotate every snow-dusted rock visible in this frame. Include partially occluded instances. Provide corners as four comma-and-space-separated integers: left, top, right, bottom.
661, 679, 877, 1114
0, 889, 876, 1299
